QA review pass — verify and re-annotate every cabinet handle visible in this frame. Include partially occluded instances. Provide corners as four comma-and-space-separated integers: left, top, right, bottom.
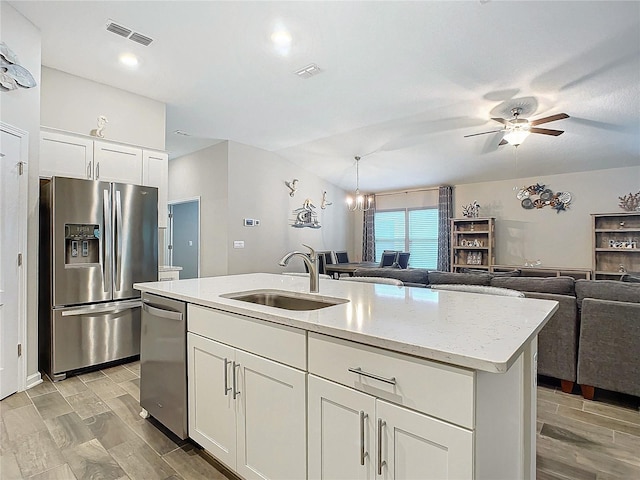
348, 367, 396, 386
232, 361, 241, 399
360, 410, 368, 466
87, 161, 92, 179
223, 358, 232, 396
377, 418, 387, 475
96, 162, 100, 179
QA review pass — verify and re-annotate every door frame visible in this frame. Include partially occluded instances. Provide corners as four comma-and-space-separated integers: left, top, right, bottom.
1, 122, 29, 393
168, 196, 201, 278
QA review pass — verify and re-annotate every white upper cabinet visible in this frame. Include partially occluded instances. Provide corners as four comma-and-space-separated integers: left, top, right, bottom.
93, 140, 143, 185
142, 150, 169, 228
40, 130, 94, 180
40, 129, 168, 228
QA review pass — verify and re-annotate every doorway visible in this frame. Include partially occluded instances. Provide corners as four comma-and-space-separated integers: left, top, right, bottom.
168, 199, 200, 279
1, 123, 28, 399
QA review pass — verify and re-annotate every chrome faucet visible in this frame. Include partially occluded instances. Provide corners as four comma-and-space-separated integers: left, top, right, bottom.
279, 244, 320, 293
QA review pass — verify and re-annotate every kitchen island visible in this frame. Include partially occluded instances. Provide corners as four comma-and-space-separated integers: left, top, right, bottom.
135, 273, 558, 480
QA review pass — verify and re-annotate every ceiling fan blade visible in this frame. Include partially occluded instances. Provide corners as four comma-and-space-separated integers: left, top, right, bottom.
491, 117, 509, 125
530, 127, 565, 136
530, 113, 570, 126
463, 129, 503, 138
498, 139, 508, 146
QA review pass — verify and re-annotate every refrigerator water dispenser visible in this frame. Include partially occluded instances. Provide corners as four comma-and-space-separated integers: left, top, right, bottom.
64, 223, 99, 265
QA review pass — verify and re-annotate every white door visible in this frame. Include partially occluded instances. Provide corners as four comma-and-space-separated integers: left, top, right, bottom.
0, 125, 27, 400
377, 400, 473, 480
308, 375, 376, 480
236, 349, 307, 480
187, 333, 237, 470
93, 140, 143, 184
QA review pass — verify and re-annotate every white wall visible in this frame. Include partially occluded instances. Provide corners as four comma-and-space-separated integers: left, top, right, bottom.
169, 142, 229, 277
454, 166, 640, 268
168, 141, 354, 276
0, 3, 42, 379
41, 67, 166, 150
227, 142, 353, 274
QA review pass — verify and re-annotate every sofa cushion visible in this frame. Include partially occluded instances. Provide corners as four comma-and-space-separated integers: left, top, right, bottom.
490, 276, 575, 295
353, 267, 429, 286
428, 271, 491, 286
430, 284, 524, 297
622, 274, 640, 283
575, 279, 640, 307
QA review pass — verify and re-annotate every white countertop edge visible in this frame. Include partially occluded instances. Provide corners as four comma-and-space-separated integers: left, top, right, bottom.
135, 279, 558, 374
158, 265, 183, 272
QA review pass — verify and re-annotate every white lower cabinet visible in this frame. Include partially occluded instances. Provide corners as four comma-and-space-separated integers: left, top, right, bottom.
187, 329, 306, 480
308, 375, 473, 480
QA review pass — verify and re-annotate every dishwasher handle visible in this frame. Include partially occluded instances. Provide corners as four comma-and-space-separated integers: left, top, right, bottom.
142, 302, 184, 321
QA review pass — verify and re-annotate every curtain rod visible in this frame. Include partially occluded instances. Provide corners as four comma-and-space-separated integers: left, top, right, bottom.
374, 186, 442, 197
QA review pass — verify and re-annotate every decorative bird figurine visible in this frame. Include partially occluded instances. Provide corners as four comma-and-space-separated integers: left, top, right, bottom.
285, 179, 298, 197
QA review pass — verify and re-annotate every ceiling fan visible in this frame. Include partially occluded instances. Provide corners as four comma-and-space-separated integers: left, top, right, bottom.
464, 107, 570, 146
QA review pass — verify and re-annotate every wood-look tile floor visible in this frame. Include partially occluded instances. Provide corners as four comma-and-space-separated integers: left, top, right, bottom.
2, 365, 639, 479
1, 362, 230, 480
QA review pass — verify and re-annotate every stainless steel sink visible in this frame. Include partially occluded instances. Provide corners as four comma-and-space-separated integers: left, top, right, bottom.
221, 290, 348, 311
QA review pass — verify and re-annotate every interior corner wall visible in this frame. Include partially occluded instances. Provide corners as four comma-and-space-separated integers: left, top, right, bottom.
454, 166, 640, 269
168, 142, 229, 277
226, 141, 354, 274
40, 67, 166, 150
1, 2, 42, 381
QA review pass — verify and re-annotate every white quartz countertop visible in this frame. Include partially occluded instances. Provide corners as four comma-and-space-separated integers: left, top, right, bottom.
134, 273, 558, 373
158, 265, 183, 272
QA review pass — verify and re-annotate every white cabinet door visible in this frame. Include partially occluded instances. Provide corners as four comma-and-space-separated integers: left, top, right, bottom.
236, 349, 306, 480
187, 333, 237, 470
142, 150, 168, 228
377, 400, 473, 480
40, 130, 94, 179
308, 375, 375, 480
94, 140, 143, 184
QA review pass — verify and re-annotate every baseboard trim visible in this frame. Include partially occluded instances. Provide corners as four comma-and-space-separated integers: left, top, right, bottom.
25, 371, 43, 390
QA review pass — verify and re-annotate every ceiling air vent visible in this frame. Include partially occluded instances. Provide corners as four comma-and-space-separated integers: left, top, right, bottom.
129, 32, 153, 46
294, 64, 322, 79
105, 19, 154, 47
106, 21, 132, 38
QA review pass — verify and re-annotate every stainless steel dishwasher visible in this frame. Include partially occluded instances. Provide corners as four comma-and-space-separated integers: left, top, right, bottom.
140, 292, 188, 439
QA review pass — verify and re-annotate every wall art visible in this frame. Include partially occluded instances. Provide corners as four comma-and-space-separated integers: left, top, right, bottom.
516, 183, 571, 213
291, 198, 321, 229
0, 42, 37, 92
285, 178, 298, 197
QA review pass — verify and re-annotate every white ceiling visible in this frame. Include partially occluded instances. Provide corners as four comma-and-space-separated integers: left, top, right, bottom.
11, 0, 640, 192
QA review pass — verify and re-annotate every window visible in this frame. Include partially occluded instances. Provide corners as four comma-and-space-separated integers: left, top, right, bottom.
374, 208, 439, 268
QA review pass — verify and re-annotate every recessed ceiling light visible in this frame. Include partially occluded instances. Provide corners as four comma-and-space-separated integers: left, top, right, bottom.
173, 130, 191, 136
271, 25, 292, 56
294, 63, 322, 79
119, 53, 139, 68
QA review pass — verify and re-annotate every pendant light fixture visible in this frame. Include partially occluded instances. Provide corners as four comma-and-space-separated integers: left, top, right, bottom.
346, 156, 372, 211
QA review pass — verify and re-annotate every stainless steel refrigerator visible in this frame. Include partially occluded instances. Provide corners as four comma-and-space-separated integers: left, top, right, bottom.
39, 176, 158, 381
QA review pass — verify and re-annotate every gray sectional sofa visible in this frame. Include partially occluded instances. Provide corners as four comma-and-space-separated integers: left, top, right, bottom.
351, 267, 640, 399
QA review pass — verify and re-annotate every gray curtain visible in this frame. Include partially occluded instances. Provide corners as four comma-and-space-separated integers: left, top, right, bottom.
437, 186, 453, 272
362, 195, 376, 262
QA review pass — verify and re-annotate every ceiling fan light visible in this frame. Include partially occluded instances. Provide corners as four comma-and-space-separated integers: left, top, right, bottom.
504, 130, 530, 146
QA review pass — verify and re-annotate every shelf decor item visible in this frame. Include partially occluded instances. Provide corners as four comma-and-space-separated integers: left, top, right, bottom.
618, 191, 640, 212
462, 201, 480, 218
516, 183, 571, 213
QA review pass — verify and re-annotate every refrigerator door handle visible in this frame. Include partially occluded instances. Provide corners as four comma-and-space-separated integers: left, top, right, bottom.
102, 188, 111, 293
60, 300, 142, 317
115, 189, 123, 292
142, 302, 183, 321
